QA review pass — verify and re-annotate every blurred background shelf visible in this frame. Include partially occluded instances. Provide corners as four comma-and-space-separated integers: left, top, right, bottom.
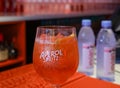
0, 21, 26, 71
0, 10, 114, 22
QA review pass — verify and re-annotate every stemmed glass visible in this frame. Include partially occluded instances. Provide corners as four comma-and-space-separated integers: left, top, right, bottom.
33, 26, 79, 87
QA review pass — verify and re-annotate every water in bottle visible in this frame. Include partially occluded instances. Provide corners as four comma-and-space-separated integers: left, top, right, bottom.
96, 20, 116, 81
78, 19, 95, 75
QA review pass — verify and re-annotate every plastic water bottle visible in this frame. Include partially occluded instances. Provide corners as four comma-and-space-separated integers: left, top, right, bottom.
96, 20, 116, 81
78, 19, 95, 75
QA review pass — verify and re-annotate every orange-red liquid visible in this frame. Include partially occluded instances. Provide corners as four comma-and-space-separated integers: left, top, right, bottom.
33, 35, 79, 84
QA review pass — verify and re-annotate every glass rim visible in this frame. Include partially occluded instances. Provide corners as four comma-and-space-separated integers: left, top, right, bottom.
37, 25, 76, 29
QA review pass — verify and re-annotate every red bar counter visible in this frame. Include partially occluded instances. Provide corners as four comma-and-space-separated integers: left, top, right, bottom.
0, 64, 120, 88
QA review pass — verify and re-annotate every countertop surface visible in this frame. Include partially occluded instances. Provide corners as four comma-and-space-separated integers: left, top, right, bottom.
0, 64, 120, 88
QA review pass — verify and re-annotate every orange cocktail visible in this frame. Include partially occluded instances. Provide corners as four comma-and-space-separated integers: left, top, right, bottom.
33, 26, 79, 85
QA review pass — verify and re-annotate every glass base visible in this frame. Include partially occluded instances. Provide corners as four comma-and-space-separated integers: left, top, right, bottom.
52, 85, 60, 88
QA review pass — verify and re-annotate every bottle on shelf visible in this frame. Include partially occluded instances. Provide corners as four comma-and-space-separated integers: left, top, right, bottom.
50, 0, 56, 14
44, 0, 50, 14
96, 20, 116, 82
8, 37, 18, 59
23, 0, 31, 15
53, 0, 59, 13
11, 0, 17, 14
4, 0, 11, 14
4, 0, 17, 14
30, 0, 36, 15
72, 0, 80, 12
64, 0, 71, 13
37, 0, 43, 14
56, 0, 62, 13
78, 19, 95, 75
0, 0, 4, 13
16, 0, 23, 15
0, 33, 9, 62
34, 0, 39, 14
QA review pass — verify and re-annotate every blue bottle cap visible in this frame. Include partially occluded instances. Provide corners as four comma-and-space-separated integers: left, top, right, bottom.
101, 20, 112, 28
82, 19, 91, 26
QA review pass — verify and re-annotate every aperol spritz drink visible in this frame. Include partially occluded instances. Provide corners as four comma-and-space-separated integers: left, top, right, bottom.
33, 26, 79, 85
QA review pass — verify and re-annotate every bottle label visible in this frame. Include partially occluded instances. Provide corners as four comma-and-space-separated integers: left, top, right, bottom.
82, 43, 94, 70
103, 47, 115, 75
0, 49, 8, 61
